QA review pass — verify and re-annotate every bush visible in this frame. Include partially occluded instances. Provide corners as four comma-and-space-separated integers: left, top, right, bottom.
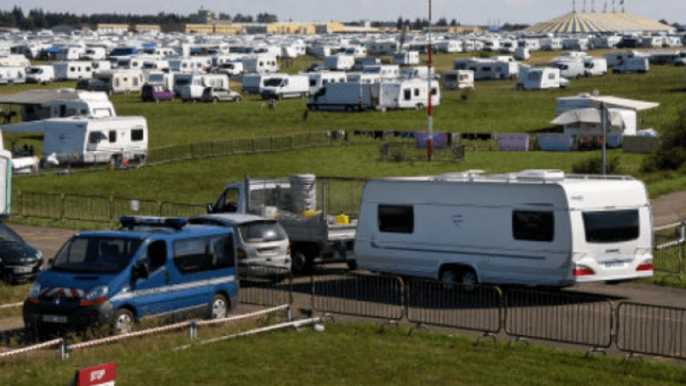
641, 108, 686, 173
572, 156, 622, 174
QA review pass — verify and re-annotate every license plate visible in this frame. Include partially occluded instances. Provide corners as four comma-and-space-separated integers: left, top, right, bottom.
13, 266, 33, 274
604, 261, 627, 268
42, 315, 67, 324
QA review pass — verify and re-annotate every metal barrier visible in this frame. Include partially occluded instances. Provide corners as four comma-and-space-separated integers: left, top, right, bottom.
19, 192, 62, 219
380, 142, 465, 162
238, 265, 293, 308
616, 302, 686, 360
311, 271, 404, 321
654, 235, 683, 275
504, 288, 613, 349
62, 194, 111, 223
406, 279, 502, 335
160, 202, 206, 218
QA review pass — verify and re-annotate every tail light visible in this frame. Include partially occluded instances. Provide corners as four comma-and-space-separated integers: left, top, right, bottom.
237, 248, 248, 260
286, 246, 291, 256
573, 266, 595, 277
636, 263, 654, 272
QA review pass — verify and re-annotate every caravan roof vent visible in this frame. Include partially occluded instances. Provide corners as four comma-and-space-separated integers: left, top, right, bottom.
516, 169, 565, 183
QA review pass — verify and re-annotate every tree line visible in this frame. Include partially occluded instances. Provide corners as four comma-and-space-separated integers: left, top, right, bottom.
0, 6, 279, 30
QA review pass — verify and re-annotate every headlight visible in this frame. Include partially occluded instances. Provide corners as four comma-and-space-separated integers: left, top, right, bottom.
84, 286, 109, 301
29, 282, 41, 298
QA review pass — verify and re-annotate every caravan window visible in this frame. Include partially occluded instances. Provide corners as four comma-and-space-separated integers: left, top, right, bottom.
403, 89, 411, 101
431, 88, 438, 96
548, 72, 556, 80
582, 210, 639, 243
88, 131, 106, 144
378, 205, 414, 234
108, 130, 117, 143
512, 211, 554, 242
173, 235, 235, 275
414, 89, 420, 97
131, 129, 144, 141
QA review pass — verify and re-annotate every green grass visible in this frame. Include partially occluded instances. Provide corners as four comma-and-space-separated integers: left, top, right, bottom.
1, 322, 686, 386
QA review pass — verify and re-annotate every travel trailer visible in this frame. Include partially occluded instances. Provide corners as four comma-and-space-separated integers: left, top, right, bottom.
168, 56, 213, 73
1, 116, 148, 166
434, 40, 463, 54
241, 55, 279, 74
260, 74, 310, 100
89, 70, 145, 94
0, 54, 30, 67
354, 170, 653, 287
52, 62, 93, 81
307, 71, 347, 95
343, 46, 368, 58
176, 73, 230, 101
516, 67, 565, 90
324, 55, 356, 71
392, 51, 420, 65
0, 67, 26, 85
442, 70, 474, 90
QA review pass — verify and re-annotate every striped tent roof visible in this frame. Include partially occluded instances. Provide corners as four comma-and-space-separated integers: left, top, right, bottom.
525, 12, 674, 34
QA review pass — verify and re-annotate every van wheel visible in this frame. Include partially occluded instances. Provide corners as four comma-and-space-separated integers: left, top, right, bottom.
111, 308, 135, 335
233, 96, 242, 102
440, 267, 477, 291
291, 251, 312, 275
208, 293, 228, 319
212, 97, 219, 104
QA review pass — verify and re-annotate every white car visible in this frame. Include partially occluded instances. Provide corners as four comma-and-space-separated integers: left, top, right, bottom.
189, 214, 291, 278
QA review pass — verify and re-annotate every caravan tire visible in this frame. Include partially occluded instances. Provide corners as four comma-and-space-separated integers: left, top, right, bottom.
291, 251, 313, 275
440, 266, 477, 291
111, 308, 135, 335
212, 97, 219, 104
208, 293, 228, 319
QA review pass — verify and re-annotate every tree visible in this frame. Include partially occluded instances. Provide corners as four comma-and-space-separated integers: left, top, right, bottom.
396, 16, 403, 30
450, 19, 458, 26
436, 17, 448, 27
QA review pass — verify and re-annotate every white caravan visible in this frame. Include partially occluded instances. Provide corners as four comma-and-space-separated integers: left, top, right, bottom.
25, 66, 55, 84
467, 59, 519, 81
241, 55, 279, 74
90, 70, 145, 94
400, 66, 436, 80
434, 40, 463, 53
343, 46, 368, 58
80, 47, 107, 61
442, 70, 474, 90
308, 82, 376, 111
0, 147, 9, 216
604, 51, 648, 68
168, 56, 213, 73
91, 60, 112, 72
354, 170, 653, 287
0, 54, 30, 67
260, 74, 310, 100
392, 51, 420, 65
307, 71, 347, 95
50, 93, 116, 119
144, 71, 174, 91
176, 73, 230, 101
52, 62, 93, 81
0, 66, 27, 85
324, 55, 356, 71
2, 116, 147, 166
241, 73, 288, 94
540, 38, 563, 51
516, 67, 565, 90
362, 65, 400, 81
346, 73, 381, 84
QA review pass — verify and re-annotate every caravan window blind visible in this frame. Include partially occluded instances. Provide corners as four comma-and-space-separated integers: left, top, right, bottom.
512, 211, 554, 242
378, 205, 414, 234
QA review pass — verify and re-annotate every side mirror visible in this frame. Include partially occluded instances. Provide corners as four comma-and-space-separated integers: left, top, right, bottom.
206, 203, 214, 213
133, 259, 149, 280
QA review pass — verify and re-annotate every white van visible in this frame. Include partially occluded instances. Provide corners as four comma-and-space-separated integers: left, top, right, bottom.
613, 58, 650, 74
354, 170, 653, 287
583, 58, 608, 77
550, 60, 586, 79
26, 66, 55, 84
260, 74, 310, 100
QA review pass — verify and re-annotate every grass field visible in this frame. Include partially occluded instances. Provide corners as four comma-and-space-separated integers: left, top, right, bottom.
3, 49, 686, 205
2, 322, 686, 385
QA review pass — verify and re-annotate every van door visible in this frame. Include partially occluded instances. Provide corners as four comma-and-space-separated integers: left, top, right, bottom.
130, 240, 174, 316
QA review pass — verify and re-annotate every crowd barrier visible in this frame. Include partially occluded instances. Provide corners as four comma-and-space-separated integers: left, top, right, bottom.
616, 302, 686, 360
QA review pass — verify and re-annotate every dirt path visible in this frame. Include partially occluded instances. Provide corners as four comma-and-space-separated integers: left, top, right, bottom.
652, 190, 686, 230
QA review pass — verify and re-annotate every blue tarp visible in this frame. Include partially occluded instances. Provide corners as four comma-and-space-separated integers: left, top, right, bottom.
43, 47, 61, 53
141, 42, 157, 49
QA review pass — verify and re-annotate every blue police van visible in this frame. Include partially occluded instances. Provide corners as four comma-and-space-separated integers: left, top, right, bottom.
23, 216, 238, 336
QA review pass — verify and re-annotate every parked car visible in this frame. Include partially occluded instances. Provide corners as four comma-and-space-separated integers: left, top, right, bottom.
0, 222, 43, 284
201, 87, 242, 103
189, 213, 291, 278
141, 84, 175, 103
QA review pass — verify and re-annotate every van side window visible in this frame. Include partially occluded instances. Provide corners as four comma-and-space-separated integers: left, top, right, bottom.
131, 129, 144, 141
146, 240, 167, 272
512, 211, 554, 242
173, 235, 235, 274
378, 204, 414, 234
109, 130, 117, 143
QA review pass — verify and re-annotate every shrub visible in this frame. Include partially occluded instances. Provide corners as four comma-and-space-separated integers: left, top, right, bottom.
641, 108, 686, 173
572, 156, 622, 174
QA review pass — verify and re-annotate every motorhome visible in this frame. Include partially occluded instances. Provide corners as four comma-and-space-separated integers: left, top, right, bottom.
241, 55, 278, 74
354, 170, 653, 287
241, 73, 289, 94
516, 67, 564, 90
176, 73, 230, 101
260, 74, 310, 100
1, 116, 147, 166
324, 55, 356, 71
0, 66, 27, 85
442, 70, 475, 90
52, 62, 93, 81
307, 71, 347, 95
212, 61, 243, 76
604, 51, 648, 68
392, 51, 420, 65
89, 70, 145, 94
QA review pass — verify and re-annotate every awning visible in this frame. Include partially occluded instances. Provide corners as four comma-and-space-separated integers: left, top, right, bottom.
0, 89, 80, 106
590, 96, 660, 112
551, 108, 625, 126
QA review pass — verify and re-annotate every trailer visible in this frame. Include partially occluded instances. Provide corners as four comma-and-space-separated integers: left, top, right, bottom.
89, 69, 145, 94
324, 55, 355, 71
516, 67, 565, 90
0, 67, 26, 85
208, 174, 361, 273
241, 55, 278, 74
392, 51, 420, 65
307, 71, 347, 95
52, 62, 93, 81
354, 170, 653, 287
442, 70, 474, 90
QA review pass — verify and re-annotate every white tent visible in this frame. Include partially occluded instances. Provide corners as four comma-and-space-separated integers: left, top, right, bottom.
551, 107, 637, 137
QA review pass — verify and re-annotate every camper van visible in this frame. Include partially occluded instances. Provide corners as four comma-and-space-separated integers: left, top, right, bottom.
550, 60, 586, 79
307, 71, 347, 95
24, 216, 238, 335
260, 74, 310, 100
89, 70, 145, 94
52, 62, 93, 81
25, 66, 55, 84
176, 73, 230, 101
354, 170, 653, 287
613, 58, 650, 74
442, 70, 474, 90
0, 66, 26, 85
241, 55, 278, 74
392, 51, 420, 65
583, 58, 608, 76
241, 73, 288, 94
324, 55, 356, 71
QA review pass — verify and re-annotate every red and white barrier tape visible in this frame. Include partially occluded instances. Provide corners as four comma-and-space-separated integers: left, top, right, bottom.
0, 302, 23, 310
69, 320, 192, 350
195, 305, 289, 327
0, 338, 63, 359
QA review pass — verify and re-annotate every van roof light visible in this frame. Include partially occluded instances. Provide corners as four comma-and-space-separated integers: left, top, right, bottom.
120, 216, 187, 230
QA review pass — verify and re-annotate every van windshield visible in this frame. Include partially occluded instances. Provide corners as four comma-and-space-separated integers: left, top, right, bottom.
52, 236, 143, 274
582, 210, 639, 243
263, 78, 284, 87
239, 221, 287, 243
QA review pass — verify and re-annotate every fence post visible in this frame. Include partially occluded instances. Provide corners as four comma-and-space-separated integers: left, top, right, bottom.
60, 193, 66, 221
108, 195, 114, 224
59, 339, 69, 361
188, 321, 198, 341
190, 143, 195, 160
17, 191, 23, 217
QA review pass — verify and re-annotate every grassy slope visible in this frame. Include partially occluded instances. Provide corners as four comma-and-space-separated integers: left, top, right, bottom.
2, 323, 686, 386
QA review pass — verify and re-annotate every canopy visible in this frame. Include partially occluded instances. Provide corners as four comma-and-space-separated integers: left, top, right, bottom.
551, 108, 625, 126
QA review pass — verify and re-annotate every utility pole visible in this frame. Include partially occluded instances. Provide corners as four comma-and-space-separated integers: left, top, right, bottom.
427, 0, 434, 161
601, 102, 608, 175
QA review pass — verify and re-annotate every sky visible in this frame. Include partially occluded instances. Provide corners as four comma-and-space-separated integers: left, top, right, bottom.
8, 0, 686, 26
